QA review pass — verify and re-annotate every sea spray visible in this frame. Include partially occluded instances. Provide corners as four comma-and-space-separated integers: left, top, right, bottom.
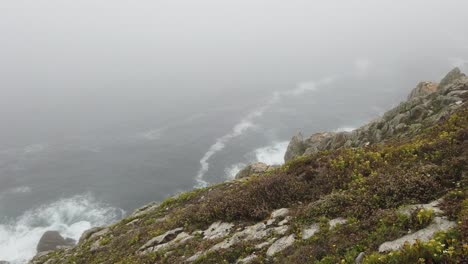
0, 193, 124, 264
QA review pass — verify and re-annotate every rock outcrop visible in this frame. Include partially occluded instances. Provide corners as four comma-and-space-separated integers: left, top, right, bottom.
285, 67, 468, 161
36, 231, 75, 253
235, 162, 278, 179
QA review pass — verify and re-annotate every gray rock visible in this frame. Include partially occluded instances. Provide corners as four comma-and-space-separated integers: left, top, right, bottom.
0, 261, 10, 264
439, 67, 465, 90
397, 199, 444, 217
139, 227, 184, 252
378, 217, 456, 252
235, 162, 270, 179
79, 227, 105, 243
36, 231, 75, 253
266, 234, 296, 257
284, 132, 307, 161
407, 81, 438, 100
236, 254, 258, 264
329, 218, 348, 229
302, 224, 319, 240
203, 222, 234, 240
284, 68, 467, 161
355, 252, 365, 264
270, 208, 289, 219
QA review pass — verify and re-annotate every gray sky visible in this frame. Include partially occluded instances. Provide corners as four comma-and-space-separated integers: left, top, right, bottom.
1, 0, 467, 147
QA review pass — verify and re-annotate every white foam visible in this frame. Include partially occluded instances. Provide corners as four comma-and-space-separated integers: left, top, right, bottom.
224, 163, 247, 180
254, 141, 289, 165
195, 76, 337, 187
334, 126, 356, 132
0, 194, 124, 264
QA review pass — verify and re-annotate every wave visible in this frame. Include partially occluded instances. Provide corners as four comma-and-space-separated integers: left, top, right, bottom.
254, 141, 289, 165
195, 76, 337, 187
224, 163, 247, 180
0, 194, 125, 264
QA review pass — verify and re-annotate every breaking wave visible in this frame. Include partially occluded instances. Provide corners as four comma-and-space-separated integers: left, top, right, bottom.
0, 194, 125, 264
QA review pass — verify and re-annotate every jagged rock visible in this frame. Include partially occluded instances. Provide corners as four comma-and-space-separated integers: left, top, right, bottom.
302, 224, 319, 240
203, 222, 234, 240
285, 68, 468, 161
355, 252, 365, 264
378, 217, 456, 252
284, 132, 307, 161
139, 227, 184, 252
329, 218, 348, 229
407, 81, 439, 100
36, 231, 75, 253
236, 254, 258, 264
235, 162, 270, 179
266, 234, 296, 257
439, 67, 465, 89
270, 208, 289, 219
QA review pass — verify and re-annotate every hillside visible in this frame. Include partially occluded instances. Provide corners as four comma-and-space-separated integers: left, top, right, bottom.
30, 69, 467, 264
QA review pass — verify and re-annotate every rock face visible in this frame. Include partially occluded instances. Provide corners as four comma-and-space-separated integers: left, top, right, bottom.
235, 162, 278, 179
36, 231, 75, 253
284, 132, 307, 161
285, 67, 468, 161
407, 81, 438, 100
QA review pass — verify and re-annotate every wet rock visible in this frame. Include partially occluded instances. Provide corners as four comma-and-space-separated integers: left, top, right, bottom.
302, 224, 319, 240
266, 234, 296, 257
36, 231, 75, 253
379, 217, 456, 252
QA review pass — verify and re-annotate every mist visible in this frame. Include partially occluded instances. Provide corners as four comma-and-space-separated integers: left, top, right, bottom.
0, 1, 468, 262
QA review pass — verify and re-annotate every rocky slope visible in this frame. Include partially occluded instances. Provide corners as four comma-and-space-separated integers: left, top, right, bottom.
30, 69, 467, 264
285, 67, 467, 161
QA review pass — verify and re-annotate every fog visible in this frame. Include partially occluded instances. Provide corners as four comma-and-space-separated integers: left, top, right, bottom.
1, 0, 467, 148
1, 1, 468, 262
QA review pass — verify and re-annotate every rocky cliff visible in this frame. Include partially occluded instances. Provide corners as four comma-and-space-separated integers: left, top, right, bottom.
284, 67, 467, 161
30, 69, 467, 264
